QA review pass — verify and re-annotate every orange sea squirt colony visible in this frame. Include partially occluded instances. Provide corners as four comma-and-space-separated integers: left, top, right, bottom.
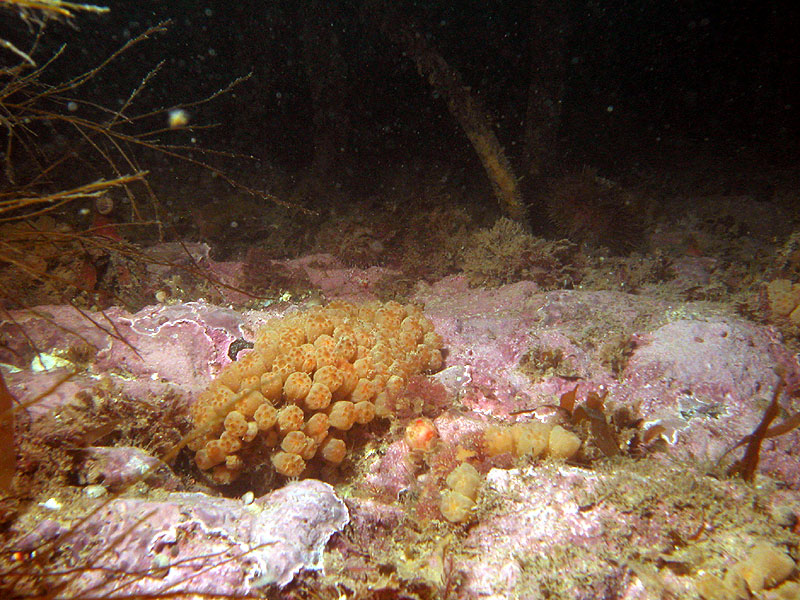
188, 300, 445, 484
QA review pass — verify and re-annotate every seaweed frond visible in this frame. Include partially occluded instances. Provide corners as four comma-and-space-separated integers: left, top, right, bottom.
726, 367, 800, 482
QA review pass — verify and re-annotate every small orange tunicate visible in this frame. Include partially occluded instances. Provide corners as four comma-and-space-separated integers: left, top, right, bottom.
484, 425, 514, 456
276, 405, 304, 434
334, 336, 358, 362
254, 403, 277, 430
333, 363, 359, 400
272, 451, 305, 477
243, 421, 259, 443
313, 365, 344, 392
304, 382, 332, 410
350, 378, 376, 403
400, 316, 424, 339
279, 326, 305, 349
282, 430, 315, 458
223, 411, 248, 438
314, 333, 336, 351
423, 331, 444, 349
260, 370, 284, 402
236, 351, 267, 378
548, 425, 582, 459
319, 436, 347, 464
404, 417, 438, 452
297, 343, 317, 373
440, 490, 475, 523
314, 346, 337, 369
353, 400, 376, 425
194, 448, 215, 470
304, 412, 330, 441
445, 462, 481, 500
235, 390, 266, 418
283, 371, 313, 403
217, 365, 242, 392
218, 431, 243, 453
253, 328, 280, 363
353, 356, 374, 379
200, 440, 226, 468
398, 330, 418, 352
328, 401, 356, 430
277, 347, 305, 372
304, 314, 334, 342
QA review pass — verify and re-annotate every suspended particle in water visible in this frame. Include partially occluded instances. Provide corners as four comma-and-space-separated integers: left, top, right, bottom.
168, 108, 190, 129
95, 195, 114, 215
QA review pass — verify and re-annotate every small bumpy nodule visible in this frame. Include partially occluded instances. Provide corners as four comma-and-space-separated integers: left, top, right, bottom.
188, 300, 444, 484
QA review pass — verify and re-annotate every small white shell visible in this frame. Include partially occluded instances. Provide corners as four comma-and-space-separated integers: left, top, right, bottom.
153, 553, 170, 569
84, 485, 108, 498
41, 498, 62, 510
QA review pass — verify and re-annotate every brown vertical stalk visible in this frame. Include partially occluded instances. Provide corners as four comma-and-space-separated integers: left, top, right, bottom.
393, 27, 528, 224
0, 370, 16, 492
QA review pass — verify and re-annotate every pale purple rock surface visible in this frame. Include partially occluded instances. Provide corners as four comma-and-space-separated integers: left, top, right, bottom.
8, 480, 347, 597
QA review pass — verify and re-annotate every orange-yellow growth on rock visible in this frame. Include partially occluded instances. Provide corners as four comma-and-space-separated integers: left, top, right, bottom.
440, 462, 482, 523
189, 300, 444, 484
404, 416, 438, 453
484, 420, 581, 460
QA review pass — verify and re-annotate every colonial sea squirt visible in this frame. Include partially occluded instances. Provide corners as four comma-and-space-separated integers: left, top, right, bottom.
188, 300, 444, 484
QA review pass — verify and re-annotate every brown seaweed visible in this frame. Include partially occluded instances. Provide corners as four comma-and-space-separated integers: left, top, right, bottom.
570, 389, 621, 458
727, 369, 800, 482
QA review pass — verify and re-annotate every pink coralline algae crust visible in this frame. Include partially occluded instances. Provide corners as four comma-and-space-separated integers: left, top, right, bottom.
0, 302, 243, 388
618, 317, 800, 486
416, 281, 656, 416
14, 480, 347, 596
5, 266, 800, 600
3, 368, 98, 419
0, 301, 250, 425
203, 252, 401, 304
0, 304, 113, 367
363, 437, 418, 499
78, 446, 180, 491
453, 462, 726, 600
460, 465, 621, 599
416, 278, 551, 415
285, 253, 402, 301
93, 302, 244, 387
414, 279, 800, 487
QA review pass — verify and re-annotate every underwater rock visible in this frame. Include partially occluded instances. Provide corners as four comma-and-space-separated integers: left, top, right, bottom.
12, 480, 347, 596
0, 305, 113, 369
8, 275, 797, 487
619, 316, 800, 486
202, 252, 402, 304
250, 480, 349, 587
416, 279, 800, 486
0, 301, 244, 389
93, 301, 245, 387
78, 446, 179, 490
5, 268, 800, 599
